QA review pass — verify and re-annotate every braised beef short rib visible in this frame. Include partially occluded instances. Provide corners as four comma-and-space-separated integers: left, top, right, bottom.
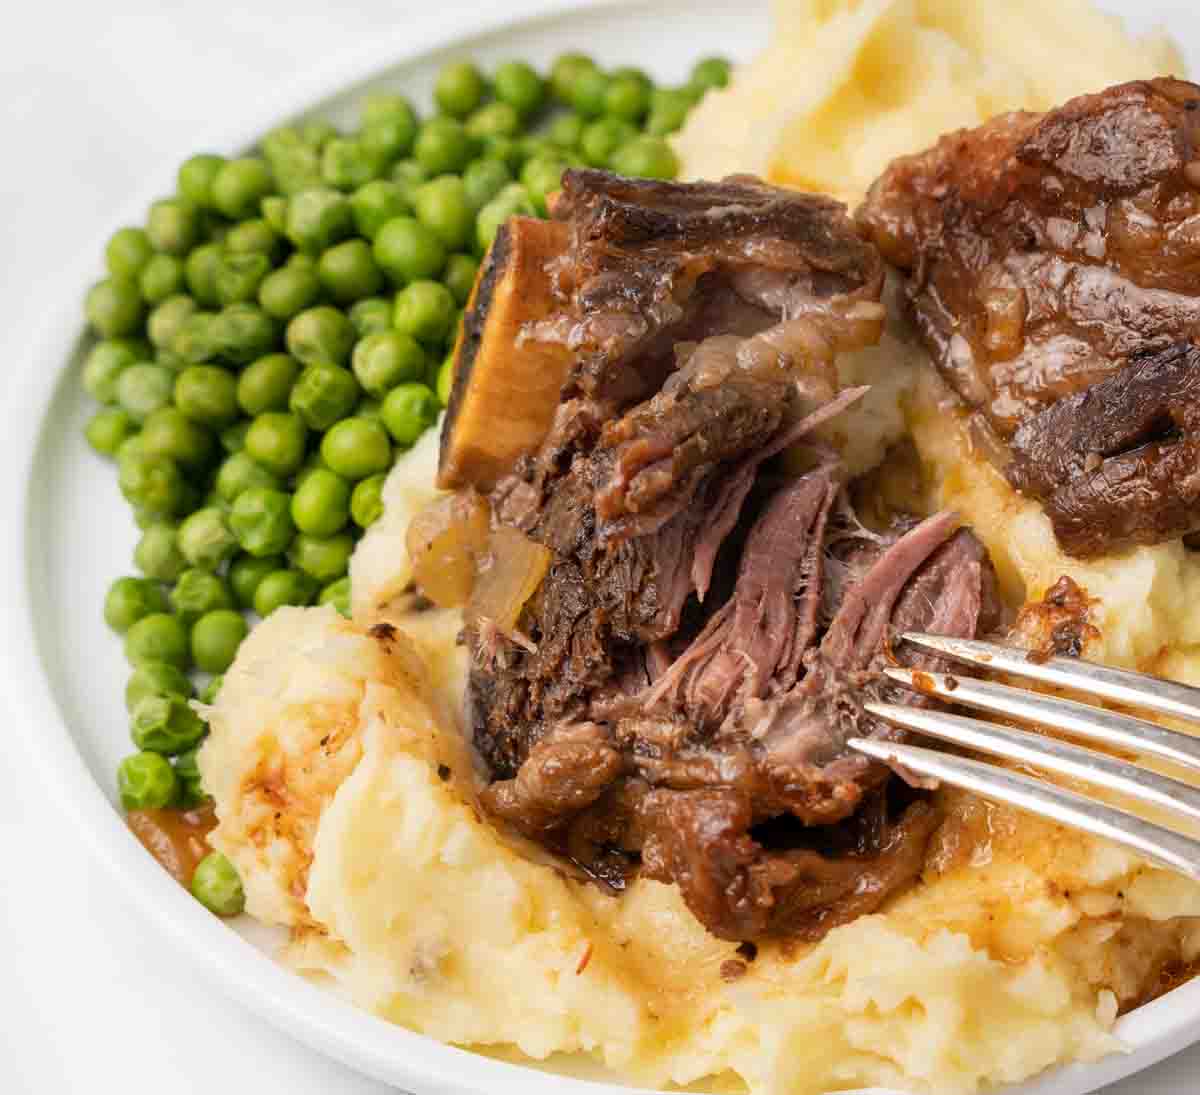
858, 78, 1200, 558
444, 170, 1001, 942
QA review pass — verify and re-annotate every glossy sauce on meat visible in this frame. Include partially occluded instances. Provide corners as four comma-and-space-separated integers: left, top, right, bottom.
126, 803, 215, 885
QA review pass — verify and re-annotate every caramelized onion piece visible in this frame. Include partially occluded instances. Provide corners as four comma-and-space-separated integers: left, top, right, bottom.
468, 525, 552, 635
406, 490, 491, 609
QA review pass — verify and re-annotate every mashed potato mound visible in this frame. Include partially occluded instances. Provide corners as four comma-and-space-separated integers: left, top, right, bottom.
674, 0, 1181, 206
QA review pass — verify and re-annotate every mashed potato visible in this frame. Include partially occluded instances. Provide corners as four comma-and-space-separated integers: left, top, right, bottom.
197, 2, 1200, 1091
674, 0, 1182, 205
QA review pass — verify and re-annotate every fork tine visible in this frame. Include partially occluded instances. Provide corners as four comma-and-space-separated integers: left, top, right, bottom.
883, 667, 1200, 774
899, 633, 1200, 727
848, 737, 1200, 881
864, 701, 1200, 827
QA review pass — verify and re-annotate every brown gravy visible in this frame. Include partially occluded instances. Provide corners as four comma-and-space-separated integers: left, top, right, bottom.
126, 803, 216, 885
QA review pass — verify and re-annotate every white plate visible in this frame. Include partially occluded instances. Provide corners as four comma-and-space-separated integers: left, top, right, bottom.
6, 0, 1200, 1092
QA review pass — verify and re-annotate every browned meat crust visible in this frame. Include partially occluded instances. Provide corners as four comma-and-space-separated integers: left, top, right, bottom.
857, 78, 1200, 557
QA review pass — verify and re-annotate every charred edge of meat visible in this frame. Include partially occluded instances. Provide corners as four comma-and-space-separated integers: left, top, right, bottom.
1007, 342, 1200, 557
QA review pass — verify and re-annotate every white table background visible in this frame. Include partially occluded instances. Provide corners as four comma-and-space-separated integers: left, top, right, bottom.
0, 1, 1197, 1092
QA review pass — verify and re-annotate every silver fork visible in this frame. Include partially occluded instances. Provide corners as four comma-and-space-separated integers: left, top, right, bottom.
848, 633, 1200, 881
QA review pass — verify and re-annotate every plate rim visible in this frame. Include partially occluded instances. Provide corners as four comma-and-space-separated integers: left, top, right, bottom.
6, 1, 1200, 1092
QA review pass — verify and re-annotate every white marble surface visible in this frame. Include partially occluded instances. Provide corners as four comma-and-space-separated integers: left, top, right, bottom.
0, 1, 1198, 1092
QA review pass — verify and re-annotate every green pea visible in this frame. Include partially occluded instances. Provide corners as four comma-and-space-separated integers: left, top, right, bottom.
289, 362, 360, 430
517, 135, 561, 166
480, 135, 523, 173
466, 101, 521, 141
261, 195, 288, 233
191, 852, 245, 917
413, 175, 474, 252
610, 135, 679, 180
211, 157, 273, 220
191, 609, 248, 674
244, 412, 307, 476
174, 365, 238, 428
170, 310, 217, 365
106, 227, 153, 280
360, 92, 418, 131
291, 469, 351, 536
225, 218, 278, 259
235, 354, 296, 417
130, 693, 206, 756
134, 523, 187, 582
170, 567, 234, 624
258, 263, 322, 320
318, 238, 383, 304
373, 216, 446, 284
300, 119, 338, 149
147, 197, 201, 255
520, 156, 568, 215
571, 67, 611, 119
118, 751, 179, 810
476, 183, 535, 252
349, 179, 410, 241
433, 258, 476, 312
582, 118, 637, 168
230, 486, 296, 556
104, 576, 168, 633
261, 127, 322, 196
125, 660, 193, 713
350, 473, 386, 529
208, 303, 277, 364
184, 242, 223, 306
691, 56, 731, 92
435, 348, 456, 406
393, 280, 455, 345
85, 407, 135, 456
645, 88, 693, 137
351, 331, 426, 396
146, 295, 196, 353
318, 576, 352, 617
389, 159, 429, 200
82, 338, 141, 403
85, 278, 144, 339
604, 76, 650, 122
253, 568, 318, 616
288, 531, 353, 583
141, 406, 215, 470
286, 305, 354, 367
493, 60, 545, 117
138, 253, 185, 305
321, 137, 386, 190
214, 453, 276, 506
361, 116, 418, 165
228, 553, 283, 608
116, 362, 174, 423
380, 382, 440, 447
213, 251, 271, 306
125, 612, 190, 669
356, 397, 382, 421
178, 508, 238, 570
413, 117, 475, 176
462, 161, 511, 216
434, 60, 486, 118
285, 187, 354, 253
178, 154, 226, 208
549, 51, 597, 104
118, 452, 189, 517
348, 297, 393, 338
546, 112, 585, 150
320, 417, 391, 480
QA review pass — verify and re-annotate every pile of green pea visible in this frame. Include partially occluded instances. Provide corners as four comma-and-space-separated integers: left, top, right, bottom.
79, 50, 728, 915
